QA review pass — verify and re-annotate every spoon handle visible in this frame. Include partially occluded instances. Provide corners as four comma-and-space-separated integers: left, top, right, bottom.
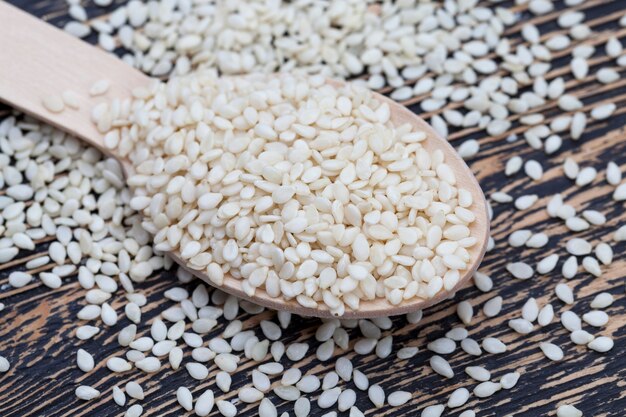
0, 2, 148, 153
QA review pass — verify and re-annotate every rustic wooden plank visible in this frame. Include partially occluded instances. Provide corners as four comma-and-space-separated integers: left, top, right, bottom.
0, 1, 625, 417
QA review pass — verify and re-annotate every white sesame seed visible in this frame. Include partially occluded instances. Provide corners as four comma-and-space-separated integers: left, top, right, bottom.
556, 283, 575, 304
482, 337, 506, 354
590, 292, 614, 309
473, 381, 501, 398
538, 304, 554, 327
75, 385, 100, 400
588, 336, 614, 352
561, 311, 582, 332
540, 342, 564, 361
507, 262, 534, 280
557, 404, 583, 417
76, 349, 94, 372
430, 355, 454, 378
500, 372, 521, 389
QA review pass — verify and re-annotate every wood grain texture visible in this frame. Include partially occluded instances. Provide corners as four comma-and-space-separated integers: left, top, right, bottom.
0, 1, 625, 417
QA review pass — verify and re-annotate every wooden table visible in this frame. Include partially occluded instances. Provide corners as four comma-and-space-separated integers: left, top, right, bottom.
0, 1, 624, 416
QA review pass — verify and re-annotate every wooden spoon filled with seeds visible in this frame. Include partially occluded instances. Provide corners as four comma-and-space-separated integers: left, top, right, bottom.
0, 2, 489, 318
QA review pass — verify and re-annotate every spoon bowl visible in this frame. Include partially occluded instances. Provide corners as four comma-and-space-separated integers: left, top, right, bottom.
0, 2, 489, 318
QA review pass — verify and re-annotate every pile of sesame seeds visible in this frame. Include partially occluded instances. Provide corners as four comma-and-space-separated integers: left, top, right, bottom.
1, 0, 625, 416
95, 71, 478, 315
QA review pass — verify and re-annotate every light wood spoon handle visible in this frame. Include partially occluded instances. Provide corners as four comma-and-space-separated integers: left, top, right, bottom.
0, 1, 149, 154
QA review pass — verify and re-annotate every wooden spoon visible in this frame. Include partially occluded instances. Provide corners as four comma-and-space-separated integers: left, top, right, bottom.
0, 2, 489, 318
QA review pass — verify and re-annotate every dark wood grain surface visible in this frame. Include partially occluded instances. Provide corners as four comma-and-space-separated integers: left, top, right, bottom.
0, 1, 625, 416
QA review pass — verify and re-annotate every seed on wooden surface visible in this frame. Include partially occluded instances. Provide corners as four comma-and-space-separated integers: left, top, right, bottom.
509, 230, 532, 247
473, 381, 502, 398
540, 342, 564, 361
492, 192, 513, 203
589, 244, 610, 270
317, 387, 341, 409
427, 338, 456, 355
457, 301, 474, 325
239, 387, 264, 403
76, 325, 100, 340
338, 389, 356, 411
445, 327, 468, 341
259, 398, 278, 417
524, 160, 543, 180
566, 217, 589, 232
582, 210, 606, 225
458, 140, 480, 159
420, 403, 445, 417
113, 386, 126, 406
296, 375, 320, 394
9, 271, 32, 288
61, 90, 81, 109
177, 387, 193, 411
0, 356, 10, 373
75, 385, 100, 400
591, 292, 614, 308
126, 381, 144, 400
566, 238, 592, 255
483, 296, 503, 318
561, 311, 582, 332
430, 355, 454, 378
482, 337, 506, 354
42, 94, 65, 113
505, 156, 523, 176
576, 167, 597, 186
387, 391, 411, 407
352, 370, 369, 391
509, 319, 534, 334
135, 357, 161, 373
526, 233, 548, 248
76, 349, 94, 372
582, 310, 609, 327
557, 404, 583, 417
613, 182, 626, 201
556, 283, 575, 304
606, 162, 622, 185
538, 304, 554, 326
294, 397, 311, 417
107, 357, 132, 373
591, 103, 616, 120
588, 336, 614, 352
582, 256, 602, 277
465, 366, 491, 382
537, 254, 559, 274
89, 79, 111, 96
507, 262, 534, 279
571, 330, 595, 345
606, 37, 623, 57
562, 256, 578, 279
461, 338, 482, 356
473, 272, 493, 292
216, 372, 232, 392
322, 372, 339, 391
500, 372, 521, 389
447, 388, 470, 408
125, 404, 143, 417
521, 298, 539, 322
558, 95, 582, 111
515, 195, 538, 210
